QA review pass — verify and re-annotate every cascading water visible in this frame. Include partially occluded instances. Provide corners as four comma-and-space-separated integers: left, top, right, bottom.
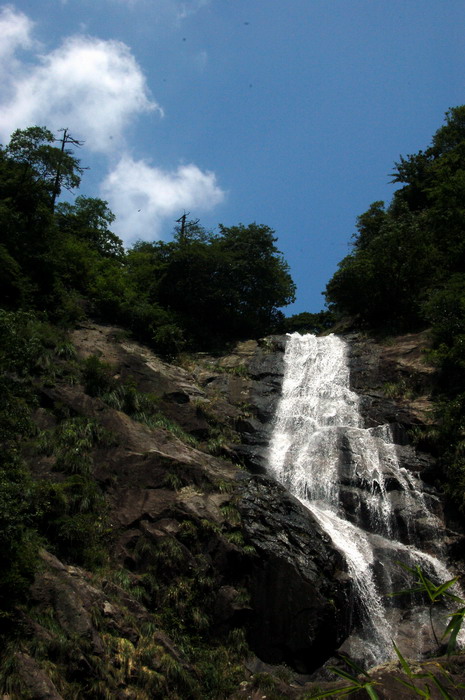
267, 333, 460, 666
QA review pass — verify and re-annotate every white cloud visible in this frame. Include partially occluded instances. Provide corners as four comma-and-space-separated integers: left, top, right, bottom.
0, 5, 225, 240
0, 18, 160, 152
100, 155, 226, 244
0, 5, 35, 61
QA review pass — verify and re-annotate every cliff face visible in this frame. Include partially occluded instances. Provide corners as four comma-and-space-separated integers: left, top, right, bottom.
3, 324, 350, 699
5, 325, 465, 698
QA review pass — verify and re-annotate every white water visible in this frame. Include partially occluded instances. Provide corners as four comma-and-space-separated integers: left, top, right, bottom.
267, 333, 460, 664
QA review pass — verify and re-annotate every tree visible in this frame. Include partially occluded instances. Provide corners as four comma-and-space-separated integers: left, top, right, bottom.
127, 222, 296, 349
284, 311, 335, 335
351, 201, 387, 251
325, 205, 438, 330
389, 150, 434, 211
0, 245, 28, 308
56, 196, 123, 258
0, 144, 60, 308
214, 223, 296, 337
431, 105, 465, 155
6, 126, 83, 206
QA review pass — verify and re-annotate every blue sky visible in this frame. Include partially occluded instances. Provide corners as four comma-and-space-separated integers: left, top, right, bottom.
1, 1, 464, 314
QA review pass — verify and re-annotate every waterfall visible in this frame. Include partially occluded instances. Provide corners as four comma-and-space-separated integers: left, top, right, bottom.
267, 333, 460, 666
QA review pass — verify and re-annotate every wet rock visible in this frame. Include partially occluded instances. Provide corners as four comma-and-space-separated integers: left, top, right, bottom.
228, 337, 286, 472
237, 473, 350, 673
304, 652, 465, 700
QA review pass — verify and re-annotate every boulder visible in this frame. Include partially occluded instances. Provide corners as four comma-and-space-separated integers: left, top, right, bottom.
12, 653, 64, 700
237, 473, 350, 673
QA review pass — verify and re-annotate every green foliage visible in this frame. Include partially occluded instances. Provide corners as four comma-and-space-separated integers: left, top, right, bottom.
0, 245, 28, 308
56, 196, 122, 258
144, 412, 199, 444
308, 646, 465, 700
152, 322, 186, 356
0, 469, 42, 614
422, 275, 465, 511
0, 309, 45, 375
0, 313, 85, 610
38, 416, 111, 475
82, 354, 115, 397
389, 563, 465, 654
220, 503, 242, 526
326, 204, 438, 331
133, 535, 219, 639
0, 311, 59, 615
6, 126, 83, 202
1, 122, 295, 354
352, 200, 388, 251
220, 363, 249, 377
34, 417, 111, 567
307, 656, 380, 699
391, 643, 464, 699
35, 476, 108, 568
382, 378, 417, 400
284, 310, 335, 335
325, 106, 465, 332
128, 221, 295, 349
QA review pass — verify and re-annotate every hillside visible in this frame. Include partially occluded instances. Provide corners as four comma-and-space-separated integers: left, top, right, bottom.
0, 321, 342, 697
1, 319, 464, 698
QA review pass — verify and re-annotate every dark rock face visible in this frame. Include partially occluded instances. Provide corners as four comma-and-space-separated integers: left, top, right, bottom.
12, 652, 64, 700
237, 473, 350, 672
226, 336, 286, 473
346, 331, 435, 429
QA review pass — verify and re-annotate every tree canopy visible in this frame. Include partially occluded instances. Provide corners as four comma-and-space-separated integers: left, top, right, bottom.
6, 126, 83, 207
0, 125, 296, 352
127, 222, 295, 349
325, 105, 465, 333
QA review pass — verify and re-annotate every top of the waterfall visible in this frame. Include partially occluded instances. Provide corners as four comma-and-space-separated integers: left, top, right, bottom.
285, 332, 349, 350
280, 331, 359, 428
285, 331, 339, 339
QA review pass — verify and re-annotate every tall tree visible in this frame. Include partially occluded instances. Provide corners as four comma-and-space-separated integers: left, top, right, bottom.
6, 126, 83, 206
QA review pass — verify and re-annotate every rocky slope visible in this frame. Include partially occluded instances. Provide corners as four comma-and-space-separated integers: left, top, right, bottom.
3, 324, 465, 699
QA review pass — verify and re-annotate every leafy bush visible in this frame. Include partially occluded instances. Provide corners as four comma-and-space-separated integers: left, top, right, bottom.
82, 354, 115, 397
34, 475, 108, 568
